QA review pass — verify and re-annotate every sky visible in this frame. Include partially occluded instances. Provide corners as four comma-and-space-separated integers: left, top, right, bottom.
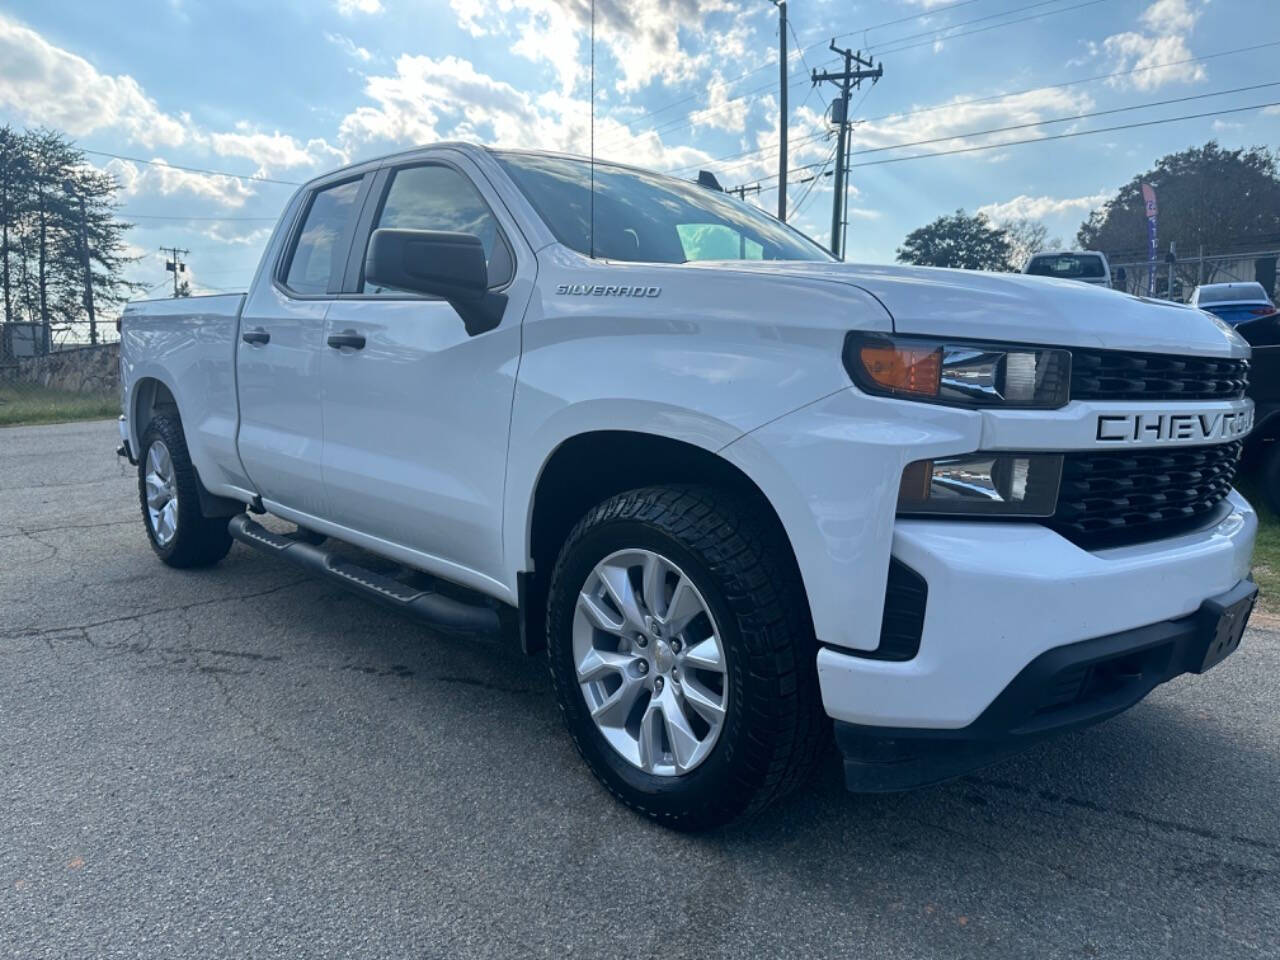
0, 0, 1277, 300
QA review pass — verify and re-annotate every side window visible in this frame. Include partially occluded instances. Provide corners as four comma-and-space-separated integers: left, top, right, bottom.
283, 178, 362, 295
676, 223, 764, 262
362, 165, 513, 294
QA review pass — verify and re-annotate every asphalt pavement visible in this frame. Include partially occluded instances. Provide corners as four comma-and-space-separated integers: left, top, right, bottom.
1, 419, 1278, 959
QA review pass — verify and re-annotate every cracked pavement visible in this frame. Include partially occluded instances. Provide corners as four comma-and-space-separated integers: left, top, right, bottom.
2, 419, 1279, 959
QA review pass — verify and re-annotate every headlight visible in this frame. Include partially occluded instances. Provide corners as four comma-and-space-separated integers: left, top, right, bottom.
844, 333, 1071, 408
898, 453, 1063, 517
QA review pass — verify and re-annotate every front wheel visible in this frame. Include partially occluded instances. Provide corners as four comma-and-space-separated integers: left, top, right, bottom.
137, 415, 234, 568
546, 486, 826, 830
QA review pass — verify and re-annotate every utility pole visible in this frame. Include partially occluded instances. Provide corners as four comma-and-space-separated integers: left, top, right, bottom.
812, 43, 883, 259
160, 246, 189, 298
63, 181, 97, 345
772, 0, 787, 221
727, 183, 762, 201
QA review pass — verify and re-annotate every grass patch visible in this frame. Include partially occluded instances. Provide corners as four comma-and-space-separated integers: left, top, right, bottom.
1234, 474, 1280, 614
0, 383, 118, 427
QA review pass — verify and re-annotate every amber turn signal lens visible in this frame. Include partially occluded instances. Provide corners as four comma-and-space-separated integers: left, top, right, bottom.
858, 345, 942, 397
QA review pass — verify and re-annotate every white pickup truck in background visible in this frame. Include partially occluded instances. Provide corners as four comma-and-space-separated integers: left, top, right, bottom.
118, 143, 1257, 829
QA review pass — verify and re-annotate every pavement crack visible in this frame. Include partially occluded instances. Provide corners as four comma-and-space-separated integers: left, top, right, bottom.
969, 775, 1280, 857
0, 578, 311, 641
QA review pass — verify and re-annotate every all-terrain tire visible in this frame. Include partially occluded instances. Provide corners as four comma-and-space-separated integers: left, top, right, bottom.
137, 415, 234, 569
546, 485, 827, 830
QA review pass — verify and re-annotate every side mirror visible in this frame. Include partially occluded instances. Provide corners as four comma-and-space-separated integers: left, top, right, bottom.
364, 228, 507, 336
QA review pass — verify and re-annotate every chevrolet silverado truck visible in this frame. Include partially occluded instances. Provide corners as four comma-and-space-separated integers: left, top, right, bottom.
117, 144, 1258, 829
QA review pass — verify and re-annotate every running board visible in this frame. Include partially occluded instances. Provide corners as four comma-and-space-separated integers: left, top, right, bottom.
228, 514, 503, 635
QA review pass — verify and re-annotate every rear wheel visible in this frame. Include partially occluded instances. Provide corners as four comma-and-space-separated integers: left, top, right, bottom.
546, 486, 826, 830
137, 415, 234, 568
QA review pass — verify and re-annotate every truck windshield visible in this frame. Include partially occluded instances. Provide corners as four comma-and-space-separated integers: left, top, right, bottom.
1026, 254, 1106, 279
495, 152, 833, 263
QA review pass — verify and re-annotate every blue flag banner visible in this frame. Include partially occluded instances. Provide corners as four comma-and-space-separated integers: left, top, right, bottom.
1141, 183, 1158, 297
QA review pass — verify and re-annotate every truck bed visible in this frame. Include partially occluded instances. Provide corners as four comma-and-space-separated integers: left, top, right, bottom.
120, 293, 250, 499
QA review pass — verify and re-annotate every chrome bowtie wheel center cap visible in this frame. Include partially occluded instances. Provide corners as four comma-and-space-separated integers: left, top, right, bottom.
653, 638, 675, 674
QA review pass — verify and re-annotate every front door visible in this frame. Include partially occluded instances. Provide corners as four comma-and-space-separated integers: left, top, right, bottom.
236, 174, 366, 517
319, 158, 529, 591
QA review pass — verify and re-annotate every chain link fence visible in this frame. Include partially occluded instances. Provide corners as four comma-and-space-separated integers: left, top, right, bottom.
1109, 249, 1280, 303
0, 321, 121, 427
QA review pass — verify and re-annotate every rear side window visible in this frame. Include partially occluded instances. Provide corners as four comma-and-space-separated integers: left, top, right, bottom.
1197, 283, 1269, 304
361, 165, 512, 294
1027, 254, 1106, 279
283, 178, 362, 295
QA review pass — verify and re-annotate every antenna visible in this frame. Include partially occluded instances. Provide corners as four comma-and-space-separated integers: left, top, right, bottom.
589, 0, 596, 259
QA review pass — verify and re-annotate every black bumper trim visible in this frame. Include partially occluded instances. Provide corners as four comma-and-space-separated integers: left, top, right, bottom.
835, 577, 1256, 792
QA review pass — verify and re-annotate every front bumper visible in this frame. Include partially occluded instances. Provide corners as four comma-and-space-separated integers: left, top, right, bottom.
833, 577, 1256, 791
817, 489, 1256, 732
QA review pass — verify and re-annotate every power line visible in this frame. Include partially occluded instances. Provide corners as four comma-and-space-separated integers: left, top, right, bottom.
611, 0, 1116, 156
846, 80, 1280, 159
721, 87, 1280, 193
120, 213, 278, 221
844, 100, 1280, 169
858, 39, 1280, 127
837, 0, 1103, 55
609, 0, 987, 137
83, 149, 302, 186
668, 39, 1279, 180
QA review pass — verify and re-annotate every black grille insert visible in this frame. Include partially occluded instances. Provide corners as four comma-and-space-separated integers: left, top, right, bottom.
866, 559, 928, 662
1049, 441, 1241, 546
1071, 349, 1248, 402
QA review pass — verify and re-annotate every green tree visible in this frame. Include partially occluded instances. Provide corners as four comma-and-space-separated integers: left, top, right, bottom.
1002, 217, 1063, 271
1077, 141, 1280, 283
896, 209, 1014, 271
0, 127, 141, 352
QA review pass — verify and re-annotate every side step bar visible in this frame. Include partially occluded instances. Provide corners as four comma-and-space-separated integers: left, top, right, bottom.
228, 514, 502, 635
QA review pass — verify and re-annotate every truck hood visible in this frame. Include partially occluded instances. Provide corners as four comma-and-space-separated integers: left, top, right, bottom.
682, 260, 1249, 359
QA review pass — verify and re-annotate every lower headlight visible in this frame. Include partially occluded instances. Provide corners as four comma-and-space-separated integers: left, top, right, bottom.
898, 453, 1063, 517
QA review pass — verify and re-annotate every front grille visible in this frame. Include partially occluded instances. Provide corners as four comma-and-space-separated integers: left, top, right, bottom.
866, 559, 928, 662
1071, 349, 1248, 402
1049, 441, 1242, 545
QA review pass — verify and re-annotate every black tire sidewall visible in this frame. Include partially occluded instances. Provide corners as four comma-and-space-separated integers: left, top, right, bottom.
548, 515, 765, 825
138, 420, 185, 561
136, 415, 231, 568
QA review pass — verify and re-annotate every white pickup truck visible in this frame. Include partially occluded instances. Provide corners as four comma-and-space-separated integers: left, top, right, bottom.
118, 143, 1258, 829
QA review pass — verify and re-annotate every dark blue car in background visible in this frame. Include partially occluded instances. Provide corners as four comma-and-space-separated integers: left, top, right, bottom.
1189, 281, 1277, 325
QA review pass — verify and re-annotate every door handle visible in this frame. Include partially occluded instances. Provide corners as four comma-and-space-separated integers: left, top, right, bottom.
327, 330, 366, 351
241, 328, 270, 345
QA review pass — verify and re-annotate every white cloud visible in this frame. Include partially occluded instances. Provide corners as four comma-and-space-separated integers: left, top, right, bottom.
849, 87, 1097, 159
0, 13, 190, 147
201, 224, 273, 248
1100, 0, 1207, 90
210, 126, 347, 177
448, 0, 732, 95
977, 190, 1113, 223
104, 158, 256, 209
688, 72, 750, 133
325, 32, 373, 62
336, 53, 712, 172
335, 0, 383, 15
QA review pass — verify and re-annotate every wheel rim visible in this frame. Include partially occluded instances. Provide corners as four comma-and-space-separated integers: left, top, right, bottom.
572, 548, 728, 777
144, 440, 179, 547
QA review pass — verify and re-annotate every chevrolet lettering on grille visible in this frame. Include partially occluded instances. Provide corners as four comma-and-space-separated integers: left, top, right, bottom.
1095, 408, 1254, 444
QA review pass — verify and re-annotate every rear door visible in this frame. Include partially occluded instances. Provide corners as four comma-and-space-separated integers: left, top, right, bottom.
318, 154, 531, 590
236, 172, 370, 516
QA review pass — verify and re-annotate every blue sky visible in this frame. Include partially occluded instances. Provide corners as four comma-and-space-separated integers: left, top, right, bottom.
1, 0, 1277, 299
